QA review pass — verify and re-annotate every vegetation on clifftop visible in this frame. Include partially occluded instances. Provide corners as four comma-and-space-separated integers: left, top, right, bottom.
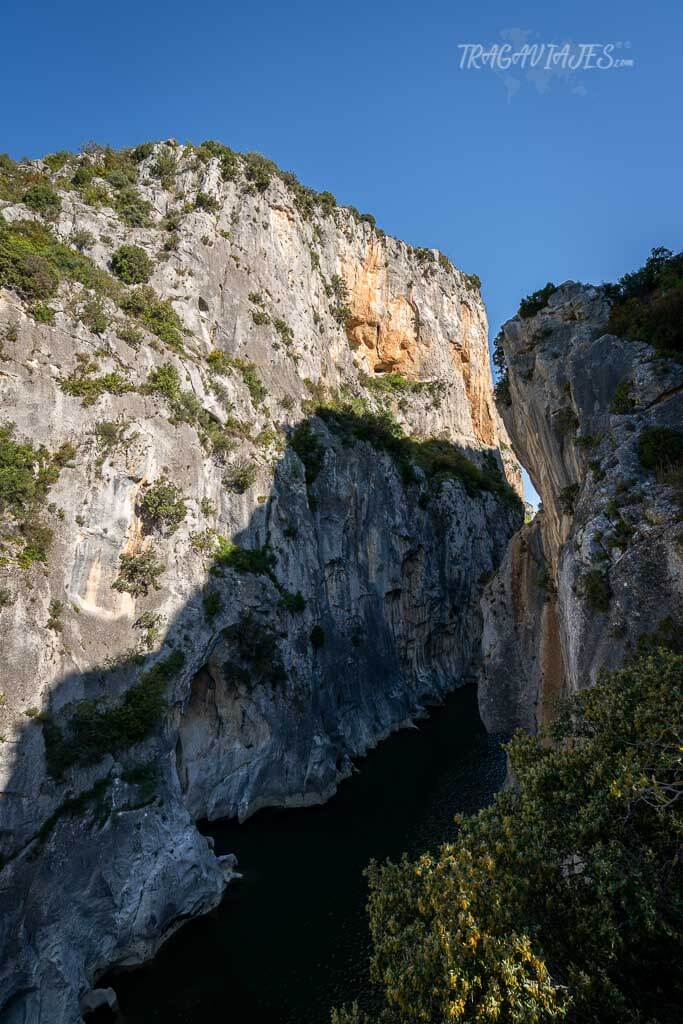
606, 246, 683, 360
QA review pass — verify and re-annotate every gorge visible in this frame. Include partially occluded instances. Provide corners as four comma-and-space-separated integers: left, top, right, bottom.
0, 142, 680, 1024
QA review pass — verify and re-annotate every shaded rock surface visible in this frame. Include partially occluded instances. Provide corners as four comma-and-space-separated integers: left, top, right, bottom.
0, 144, 521, 1022
480, 282, 683, 733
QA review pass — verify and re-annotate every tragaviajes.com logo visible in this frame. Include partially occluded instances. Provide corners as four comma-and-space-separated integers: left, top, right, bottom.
458, 29, 635, 101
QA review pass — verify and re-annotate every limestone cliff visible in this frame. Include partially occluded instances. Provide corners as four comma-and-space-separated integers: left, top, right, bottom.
0, 142, 521, 1022
479, 281, 683, 733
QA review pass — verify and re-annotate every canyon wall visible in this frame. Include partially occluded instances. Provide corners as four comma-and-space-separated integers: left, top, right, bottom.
0, 143, 521, 1022
479, 282, 683, 733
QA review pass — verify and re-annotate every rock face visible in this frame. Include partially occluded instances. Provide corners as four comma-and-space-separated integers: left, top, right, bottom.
0, 143, 521, 1022
479, 282, 683, 733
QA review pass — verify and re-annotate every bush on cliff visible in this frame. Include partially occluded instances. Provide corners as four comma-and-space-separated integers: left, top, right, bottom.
606, 246, 683, 359
111, 244, 153, 284
336, 648, 682, 1024
518, 282, 556, 319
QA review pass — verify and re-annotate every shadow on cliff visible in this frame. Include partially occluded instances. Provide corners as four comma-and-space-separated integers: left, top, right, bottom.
0, 405, 522, 1018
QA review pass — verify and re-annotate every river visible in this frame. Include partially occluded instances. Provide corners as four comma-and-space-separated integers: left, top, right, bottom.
111, 684, 505, 1023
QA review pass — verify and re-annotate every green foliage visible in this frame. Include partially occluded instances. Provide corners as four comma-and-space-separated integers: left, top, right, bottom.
60, 364, 131, 405
463, 271, 481, 291
111, 244, 153, 284
47, 599, 64, 631
280, 590, 306, 613
43, 650, 185, 776
558, 483, 579, 515
578, 568, 611, 612
310, 624, 325, 649
611, 378, 636, 414
70, 228, 95, 251
637, 426, 683, 473
223, 457, 257, 493
150, 149, 177, 187
329, 273, 351, 325
79, 295, 109, 334
43, 151, 72, 172
236, 358, 267, 404
222, 611, 286, 688
242, 151, 278, 193
144, 363, 181, 402
196, 140, 239, 181
31, 302, 55, 324
492, 329, 511, 405
606, 247, 683, 359
290, 421, 325, 487
212, 536, 274, 576
195, 191, 220, 213
112, 548, 166, 597
121, 285, 184, 350
518, 282, 556, 319
353, 649, 682, 1024
22, 182, 61, 219
202, 589, 222, 619
0, 422, 73, 566
114, 186, 152, 227
138, 478, 187, 534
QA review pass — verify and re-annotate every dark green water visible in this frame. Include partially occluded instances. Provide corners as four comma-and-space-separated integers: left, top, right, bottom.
111, 685, 505, 1023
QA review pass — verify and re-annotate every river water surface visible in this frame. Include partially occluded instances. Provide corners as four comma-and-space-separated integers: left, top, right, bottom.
112, 685, 505, 1023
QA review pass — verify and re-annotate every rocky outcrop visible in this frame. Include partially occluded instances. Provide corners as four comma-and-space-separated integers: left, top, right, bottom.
0, 143, 521, 1021
479, 282, 683, 733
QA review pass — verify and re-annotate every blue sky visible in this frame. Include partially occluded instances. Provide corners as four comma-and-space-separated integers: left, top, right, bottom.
3, 1, 681, 502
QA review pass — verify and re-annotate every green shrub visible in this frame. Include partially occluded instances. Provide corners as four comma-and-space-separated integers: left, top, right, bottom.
60, 367, 131, 405
224, 457, 257, 493
132, 142, 155, 163
463, 271, 481, 291
195, 191, 220, 213
606, 247, 683, 359
0, 422, 75, 566
243, 151, 277, 193
144, 363, 181, 402
349, 648, 682, 1024
611, 378, 636, 414
138, 478, 187, 534
251, 309, 269, 326
79, 295, 109, 334
492, 329, 511, 405
223, 612, 286, 688
22, 182, 61, 219
558, 483, 579, 515
290, 422, 325, 486
114, 186, 151, 227
43, 151, 72, 172
310, 624, 325, 649
578, 568, 611, 612
150, 150, 177, 186
637, 426, 683, 473
112, 549, 166, 596
111, 244, 153, 284
70, 228, 95, 252
31, 302, 55, 324
280, 590, 306, 613
202, 589, 222, 619
518, 282, 556, 319
213, 537, 274, 576
42, 649, 184, 776
121, 285, 184, 350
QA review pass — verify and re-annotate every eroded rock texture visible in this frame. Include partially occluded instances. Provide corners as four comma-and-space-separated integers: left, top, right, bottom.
0, 143, 520, 1021
480, 282, 683, 733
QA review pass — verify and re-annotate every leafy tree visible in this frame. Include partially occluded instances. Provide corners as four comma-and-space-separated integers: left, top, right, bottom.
111, 244, 153, 284
341, 649, 682, 1024
138, 477, 187, 534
